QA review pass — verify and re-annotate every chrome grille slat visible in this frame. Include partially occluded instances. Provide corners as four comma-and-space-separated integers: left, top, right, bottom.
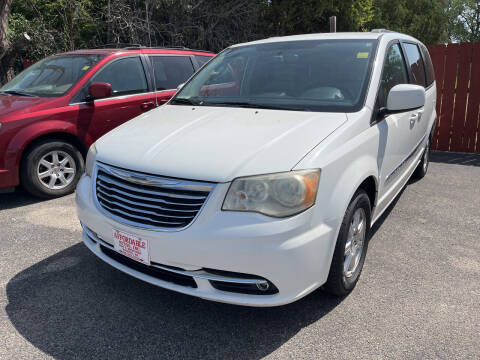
96, 190, 199, 213
97, 193, 195, 219
97, 174, 208, 200
94, 163, 214, 231
98, 201, 186, 226
96, 183, 204, 207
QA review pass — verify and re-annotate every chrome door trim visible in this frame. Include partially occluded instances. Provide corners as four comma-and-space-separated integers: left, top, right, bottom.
70, 89, 175, 106
384, 134, 426, 185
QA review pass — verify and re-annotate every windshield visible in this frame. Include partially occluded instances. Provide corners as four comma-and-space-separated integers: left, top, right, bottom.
172, 39, 378, 112
0, 54, 104, 97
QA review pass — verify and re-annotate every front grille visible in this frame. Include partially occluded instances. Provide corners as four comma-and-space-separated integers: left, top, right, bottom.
94, 163, 214, 230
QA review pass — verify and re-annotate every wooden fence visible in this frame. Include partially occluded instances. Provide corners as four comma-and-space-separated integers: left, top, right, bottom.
427, 42, 480, 153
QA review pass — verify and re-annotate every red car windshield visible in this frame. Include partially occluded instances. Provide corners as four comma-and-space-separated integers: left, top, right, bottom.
0, 54, 104, 97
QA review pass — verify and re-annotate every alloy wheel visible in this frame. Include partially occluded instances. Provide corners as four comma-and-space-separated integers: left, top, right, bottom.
37, 150, 76, 190
343, 207, 366, 279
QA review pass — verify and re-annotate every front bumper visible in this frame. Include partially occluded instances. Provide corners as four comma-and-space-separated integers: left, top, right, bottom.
76, 174, 339, 306
0, 148, 19, 188
0, 168, 17, 188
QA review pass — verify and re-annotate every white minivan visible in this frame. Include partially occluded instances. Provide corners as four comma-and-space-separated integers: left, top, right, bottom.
76, 30, 436, 306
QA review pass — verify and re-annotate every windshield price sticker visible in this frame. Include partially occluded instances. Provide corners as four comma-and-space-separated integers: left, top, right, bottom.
112, 229, 150, 265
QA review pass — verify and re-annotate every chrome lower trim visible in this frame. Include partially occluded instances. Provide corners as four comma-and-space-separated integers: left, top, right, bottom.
385, 135, 426, 185
83, 223, 114, 249
152, 266, 268, 285
82, 224, 268, 286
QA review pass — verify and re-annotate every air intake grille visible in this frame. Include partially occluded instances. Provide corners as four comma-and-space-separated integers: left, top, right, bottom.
94, 163, 214, 230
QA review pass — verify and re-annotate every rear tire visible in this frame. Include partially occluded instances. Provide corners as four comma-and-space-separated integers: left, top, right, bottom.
20, 139, 84, 199
413, 138, 430, 179
324, 189, 371, 296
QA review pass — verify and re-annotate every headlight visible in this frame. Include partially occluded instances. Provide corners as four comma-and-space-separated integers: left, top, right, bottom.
222, 169, 320, 217
85, 144, 97, 177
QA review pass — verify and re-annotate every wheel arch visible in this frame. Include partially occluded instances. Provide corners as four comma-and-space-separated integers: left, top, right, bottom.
321, 154, 379, 225
6, 123, 87, 186
19, 131, 87, 176
21, 132, 87, 164
19, 132, 86, 197
357, 176, 378, 212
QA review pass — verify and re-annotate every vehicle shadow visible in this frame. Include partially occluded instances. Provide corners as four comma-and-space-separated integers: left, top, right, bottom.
370, 186, 405, 238
430, 150, 480, 167
6, 243, 343, 360
0, 188, 47, 211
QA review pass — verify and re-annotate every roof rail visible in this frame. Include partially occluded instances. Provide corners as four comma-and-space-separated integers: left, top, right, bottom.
93, 43, 142, 49
122, 46, 213, 53
371, 29, 397, 33
92, 44, 213, 53
123, 45, 185, 50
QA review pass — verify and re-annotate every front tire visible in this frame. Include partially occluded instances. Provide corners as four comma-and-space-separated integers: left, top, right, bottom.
21, 139, 84, 198
324, 189, 371, 296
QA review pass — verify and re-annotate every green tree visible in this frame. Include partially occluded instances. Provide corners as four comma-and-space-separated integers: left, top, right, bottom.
3, 0, 457, 75
446, 0, 480, 42
263, 0, 373, 36
369, 0, 449, 44
9, 0, 99, 59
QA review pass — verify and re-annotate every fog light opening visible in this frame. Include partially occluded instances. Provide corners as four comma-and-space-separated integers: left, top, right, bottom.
256, 282, 270, 292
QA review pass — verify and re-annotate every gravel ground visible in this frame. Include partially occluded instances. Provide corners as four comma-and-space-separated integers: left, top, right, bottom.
0, 151, 479, 360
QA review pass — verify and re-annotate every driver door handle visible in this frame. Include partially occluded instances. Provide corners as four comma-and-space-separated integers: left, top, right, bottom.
140, 101, 155, 111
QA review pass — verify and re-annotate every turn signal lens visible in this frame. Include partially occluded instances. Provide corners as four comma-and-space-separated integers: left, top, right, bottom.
222, 170, 320, 217
85, 144, 97, 177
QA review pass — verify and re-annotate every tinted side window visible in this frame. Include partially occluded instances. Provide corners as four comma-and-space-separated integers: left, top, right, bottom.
419, 44, 435, 86
403, 43, 427, 87
195, 55, 212, 67
150, 56, 194, 90
378, 43, 409, 108
93, 57, 148, 97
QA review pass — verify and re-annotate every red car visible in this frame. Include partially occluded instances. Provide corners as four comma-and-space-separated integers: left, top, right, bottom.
0, 47, 215, 198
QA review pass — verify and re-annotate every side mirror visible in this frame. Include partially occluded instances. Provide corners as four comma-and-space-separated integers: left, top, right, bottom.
385, 84, 425, 113
88, 82, 112, 100
177, 83, 185, 91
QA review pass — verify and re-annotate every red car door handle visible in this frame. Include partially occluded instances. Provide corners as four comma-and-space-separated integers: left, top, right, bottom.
140, 101, 155, 111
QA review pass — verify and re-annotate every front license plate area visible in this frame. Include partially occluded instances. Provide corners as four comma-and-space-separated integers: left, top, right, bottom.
112, 229, 150, 265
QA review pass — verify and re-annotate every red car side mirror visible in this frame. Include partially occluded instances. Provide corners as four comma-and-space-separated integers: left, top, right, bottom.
88, 82, 112, 100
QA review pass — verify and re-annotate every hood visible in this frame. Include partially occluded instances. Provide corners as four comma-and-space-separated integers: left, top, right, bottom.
95, 105, 347, 183
0, 94, 54, 118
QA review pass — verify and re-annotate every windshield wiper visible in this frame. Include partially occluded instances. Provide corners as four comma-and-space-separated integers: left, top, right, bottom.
202, 101, 308, 111
170, 97, 201, 106
1, 90, 36, 97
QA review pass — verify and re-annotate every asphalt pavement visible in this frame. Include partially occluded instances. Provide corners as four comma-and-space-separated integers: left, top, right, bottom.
0, 151, 479, 359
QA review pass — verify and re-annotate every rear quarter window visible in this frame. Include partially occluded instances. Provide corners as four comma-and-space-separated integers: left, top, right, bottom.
195, 55, 213, 67
403, 42, 427, 87
419, 44, 435, 86
150, 56, 195, 90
